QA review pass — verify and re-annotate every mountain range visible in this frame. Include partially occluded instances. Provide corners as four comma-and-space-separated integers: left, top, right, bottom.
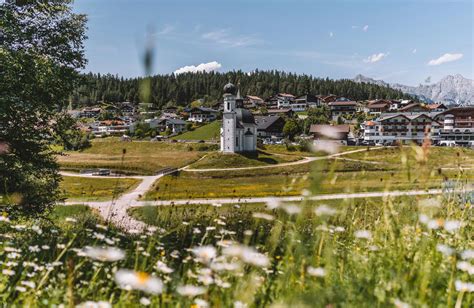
353, 74, 474, 105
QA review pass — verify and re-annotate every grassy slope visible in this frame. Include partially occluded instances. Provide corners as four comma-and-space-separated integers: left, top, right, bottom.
189, 151, 302, 169
171, 121, 221, 141
57, 138, 212, 174
59, 176, 141, 201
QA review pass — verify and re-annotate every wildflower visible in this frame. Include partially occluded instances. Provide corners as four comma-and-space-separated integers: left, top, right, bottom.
194, 299, 209, 307
82, 246, 125, 262
252, 213, 274, 221
212, 203, 222, 207
307, 266, 326, 277
234, 301, 248, 308
456, 261, 474, 275
192, 246, 217, 264
76, 301, 112, 308
65, 217, 77, 223
156, 261, 174, 274
206, 226, 216, 231
41, 245, 50, 250
266, 198, 281, 210
31, 225, 42, 235
114, 269, 163, 294
436, 244, 454, 256
0, 216, 10, 223
223, 245, 269, 268
139, 297, 151, 306
15, 286, 26, 292
461, 249, 474, 260
193, 228, 202, 234
2, 269, 15, 276
354, 230, 372, 240
314, 204, 337, 216
393, 298, 411, 308
281, 204, 301, 215
20, 281, 35, 288
177, 285, 206, 297
454, 280, 474, 292
444, 220, 461, 233
28, 246, 40, 253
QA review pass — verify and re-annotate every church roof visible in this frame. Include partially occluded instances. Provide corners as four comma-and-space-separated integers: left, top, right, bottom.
236, 108, 256, 125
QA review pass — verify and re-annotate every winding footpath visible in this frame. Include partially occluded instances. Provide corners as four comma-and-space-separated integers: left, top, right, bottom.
62, 147, 453, 232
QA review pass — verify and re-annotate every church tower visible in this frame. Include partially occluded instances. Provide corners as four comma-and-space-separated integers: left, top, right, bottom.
221, 82, 237, 153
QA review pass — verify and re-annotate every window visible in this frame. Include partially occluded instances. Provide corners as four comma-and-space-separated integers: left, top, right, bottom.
236, 137, 239, 147
227, 102, 230, 110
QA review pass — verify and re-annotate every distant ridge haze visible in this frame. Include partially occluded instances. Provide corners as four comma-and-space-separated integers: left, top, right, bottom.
353, 74, 474, 105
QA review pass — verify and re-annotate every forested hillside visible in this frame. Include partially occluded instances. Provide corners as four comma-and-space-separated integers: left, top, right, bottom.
71, 70, 415, 109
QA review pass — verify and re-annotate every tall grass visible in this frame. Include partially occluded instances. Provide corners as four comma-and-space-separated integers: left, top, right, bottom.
0, 144, 473, 306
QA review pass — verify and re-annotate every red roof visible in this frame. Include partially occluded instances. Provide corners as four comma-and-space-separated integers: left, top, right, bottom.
329, 101, 358, 106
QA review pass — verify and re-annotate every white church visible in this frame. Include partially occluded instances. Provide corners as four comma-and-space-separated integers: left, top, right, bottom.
220, 82, 257, 153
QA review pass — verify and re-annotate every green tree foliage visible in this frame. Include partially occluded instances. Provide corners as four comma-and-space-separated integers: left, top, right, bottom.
71, 71, 415, 109
303, 106, 331, 133
0, 1, 87, 215
283, 119, 301, 140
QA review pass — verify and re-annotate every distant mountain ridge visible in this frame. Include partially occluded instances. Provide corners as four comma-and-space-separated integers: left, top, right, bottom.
353, 74, 474, 105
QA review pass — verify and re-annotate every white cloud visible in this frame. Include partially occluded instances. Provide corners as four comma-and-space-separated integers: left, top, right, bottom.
412, 48, 417, 54
363, 25, 369, 32
363, 53, 388, 63
202, 29, 262, 47
428, 53, 463, 66
174, 61, 222, 75
329, 32, 334, 38
158, 24, 175, 35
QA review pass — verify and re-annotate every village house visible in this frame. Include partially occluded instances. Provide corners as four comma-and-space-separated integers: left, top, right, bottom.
434, 107, 474, 145
244, 95, 265, 109
310, 124, 351, 143
254, 115, 286, 139
364, 99, 392, 115
266, 93, 296, 109
261, 108, 295, 118
328, 100, 360, 120
188, 107, 219, 123
398, 102, 429, 113
91, 119, 131, 137
295, 94, 321, 109
361, 113, 442, 145
426, 103, 449, 112
80, 107, 101, 118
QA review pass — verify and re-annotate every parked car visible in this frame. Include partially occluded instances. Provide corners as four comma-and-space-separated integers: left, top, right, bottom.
93, 169, 111, 176
439, 140, 456, 147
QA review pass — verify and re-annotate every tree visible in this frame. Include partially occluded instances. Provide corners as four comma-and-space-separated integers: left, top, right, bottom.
283, 119, 300, 140
0, 1, 87, 216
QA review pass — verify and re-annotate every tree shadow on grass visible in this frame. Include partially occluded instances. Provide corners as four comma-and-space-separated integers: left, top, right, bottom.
240, 150, 278, 165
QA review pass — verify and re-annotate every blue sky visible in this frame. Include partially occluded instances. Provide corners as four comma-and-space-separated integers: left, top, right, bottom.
74, 0, 473, 86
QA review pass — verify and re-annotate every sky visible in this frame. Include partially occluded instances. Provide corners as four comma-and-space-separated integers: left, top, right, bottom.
74, 0, 473, 86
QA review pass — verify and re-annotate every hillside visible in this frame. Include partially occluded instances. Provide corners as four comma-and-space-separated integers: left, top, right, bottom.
71, 71, 415, 108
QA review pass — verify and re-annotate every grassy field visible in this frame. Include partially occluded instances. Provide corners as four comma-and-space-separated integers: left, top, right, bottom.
142, 169, 470, 201
59, 176, 141, 201
171, 121, 221, 141
2, 188, 471, 306
345, 146, 474, 168
188, 150, 302, 169
57, 138, 214, 174
144, 145, 474, 200
262, 144, 365, 157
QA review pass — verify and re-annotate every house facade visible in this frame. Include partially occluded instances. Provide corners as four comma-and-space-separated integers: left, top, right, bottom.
254, 115, 286, 139
188, 107, 218, 123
